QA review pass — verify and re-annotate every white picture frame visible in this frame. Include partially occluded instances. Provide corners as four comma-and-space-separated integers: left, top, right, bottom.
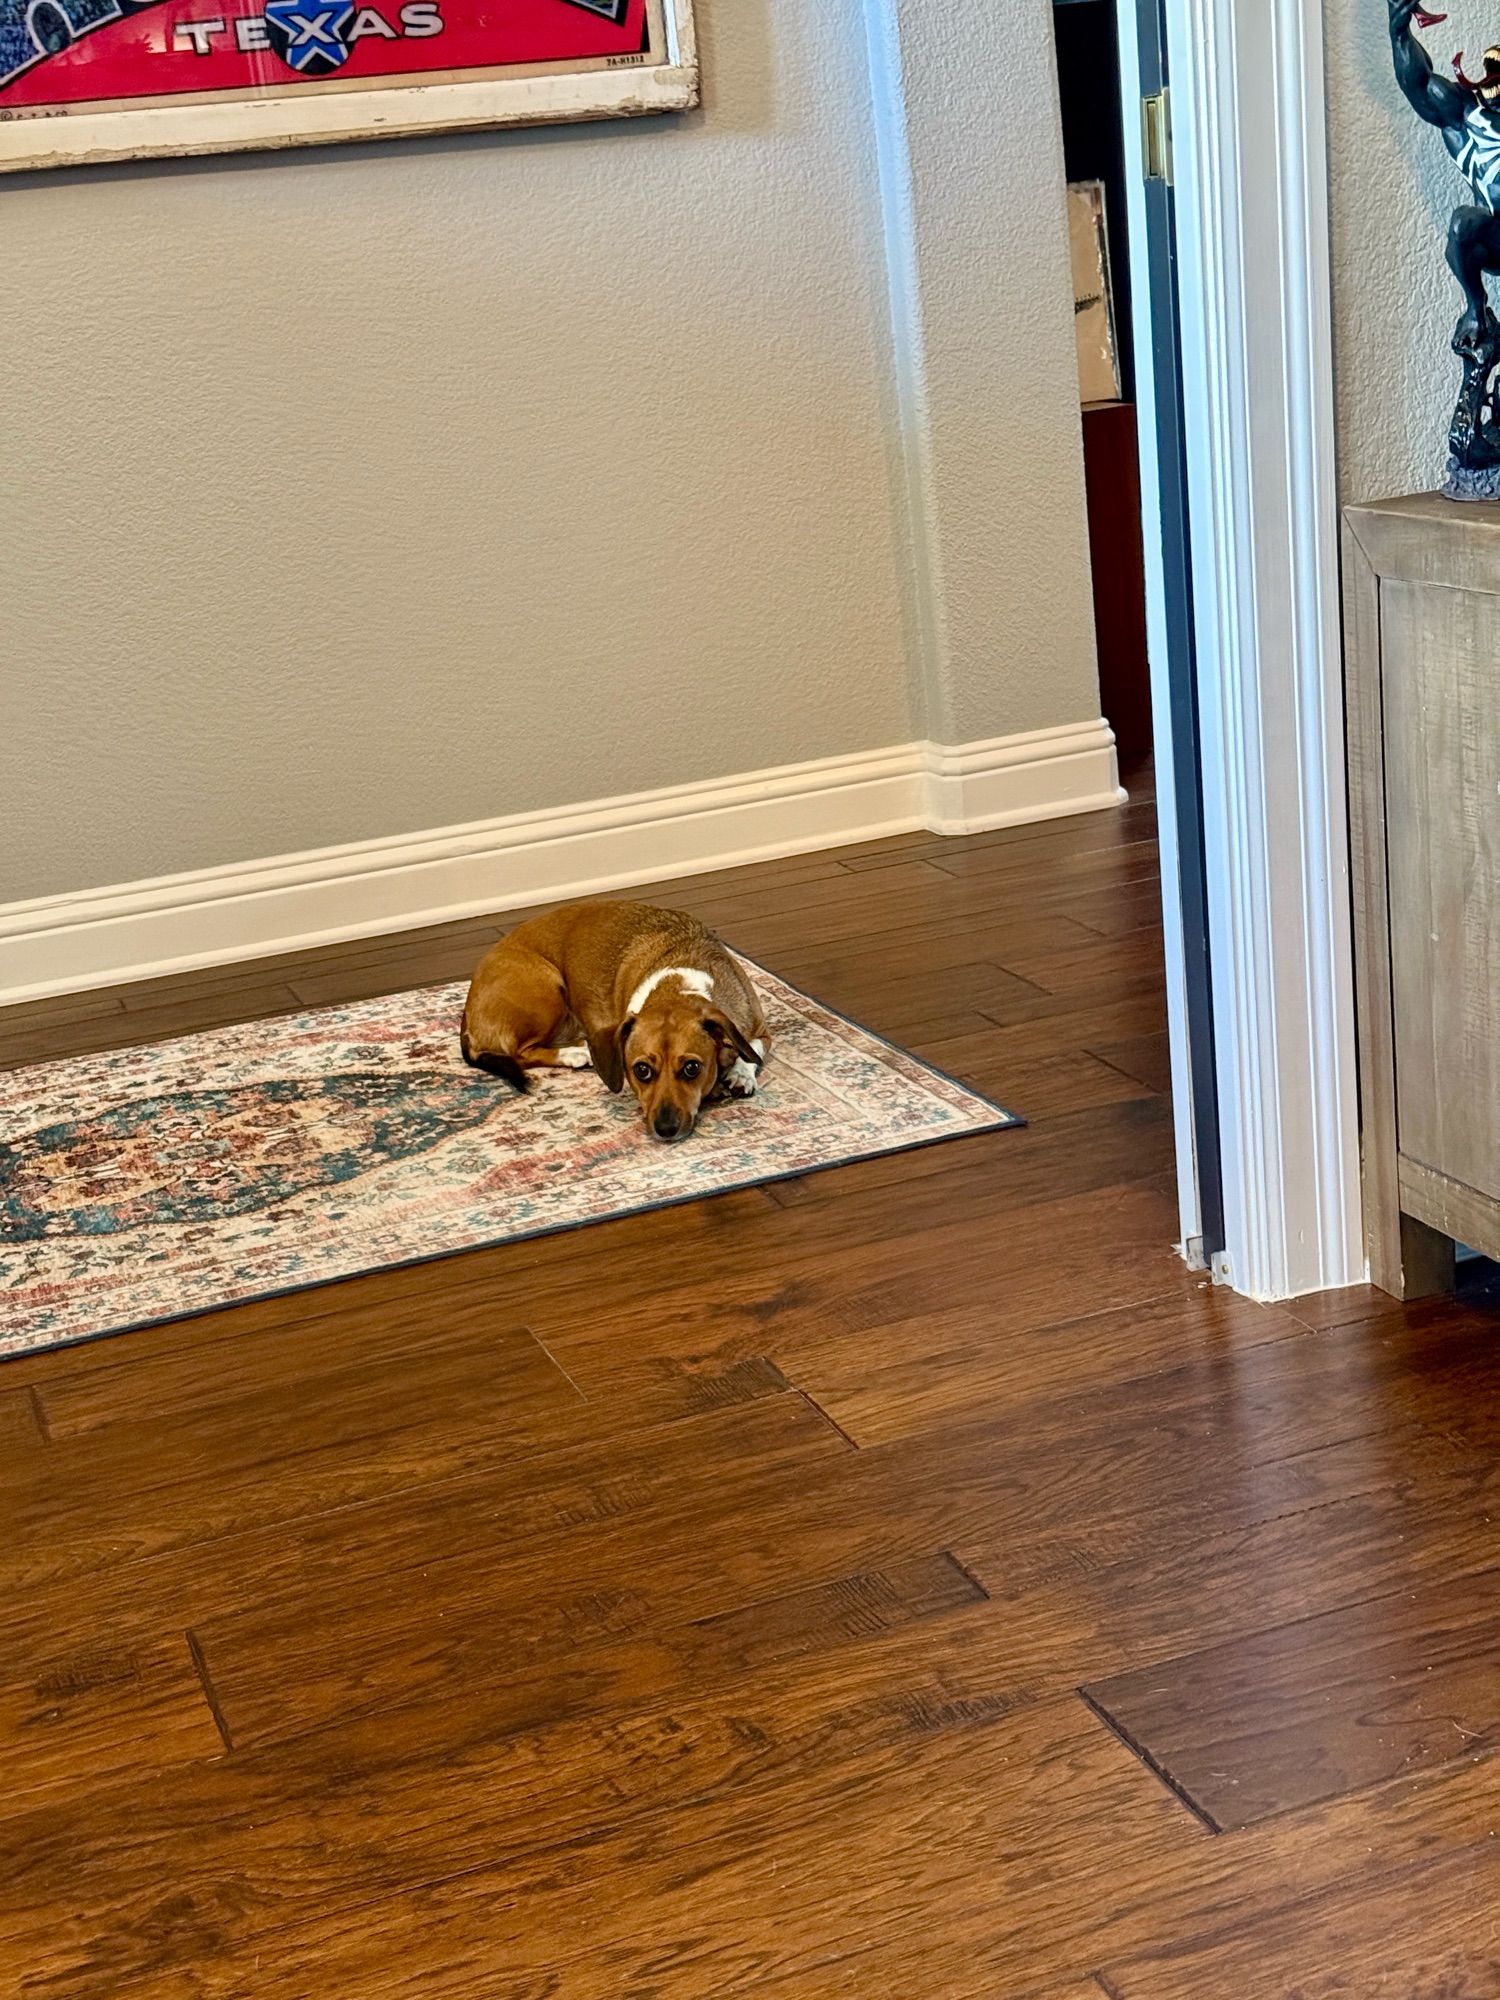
0, 0, 695, 172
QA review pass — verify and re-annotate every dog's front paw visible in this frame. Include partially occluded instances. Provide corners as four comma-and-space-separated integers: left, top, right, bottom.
556, 1045, 592, 1069
721, 1057, 759, 1099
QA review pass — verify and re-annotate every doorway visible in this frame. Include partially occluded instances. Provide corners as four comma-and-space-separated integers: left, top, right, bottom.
1051, 0, 1225, 1267
1077, 0, 1364, 1301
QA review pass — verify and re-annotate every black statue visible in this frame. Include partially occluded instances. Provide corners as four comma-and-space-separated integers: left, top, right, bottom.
1389, 0, 1500, 494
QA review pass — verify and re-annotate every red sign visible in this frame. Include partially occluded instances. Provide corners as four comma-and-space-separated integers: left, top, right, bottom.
0, 0, 651, 113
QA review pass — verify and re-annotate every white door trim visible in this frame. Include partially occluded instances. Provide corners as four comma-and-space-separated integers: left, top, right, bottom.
1124, 0, 1365, 1298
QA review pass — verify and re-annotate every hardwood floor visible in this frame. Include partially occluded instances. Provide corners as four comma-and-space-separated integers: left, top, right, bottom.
3, 776, 1499, 1997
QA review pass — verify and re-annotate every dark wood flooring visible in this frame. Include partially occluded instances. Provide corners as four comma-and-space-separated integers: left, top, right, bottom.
3, 778, 1500, 1997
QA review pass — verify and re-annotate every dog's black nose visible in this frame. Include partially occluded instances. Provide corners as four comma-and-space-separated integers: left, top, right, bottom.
652, 1108, 685, 1141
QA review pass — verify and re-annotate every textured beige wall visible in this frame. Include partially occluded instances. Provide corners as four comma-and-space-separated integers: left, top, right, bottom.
2, 0, 1098, 903
1324, 0, 1491, 500
883, 0, 1099, 747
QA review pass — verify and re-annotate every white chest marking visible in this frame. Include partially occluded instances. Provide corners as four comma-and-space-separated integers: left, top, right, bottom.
626, 964, 714, 1015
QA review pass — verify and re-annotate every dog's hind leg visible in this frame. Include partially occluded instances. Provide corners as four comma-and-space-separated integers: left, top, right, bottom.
460, 1030, 529, 1093
461, 961, 574, 1092
518, 1045, 592, 1069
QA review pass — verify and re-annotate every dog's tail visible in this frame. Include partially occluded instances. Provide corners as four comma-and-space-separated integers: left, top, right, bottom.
460, 1028, 529, 1094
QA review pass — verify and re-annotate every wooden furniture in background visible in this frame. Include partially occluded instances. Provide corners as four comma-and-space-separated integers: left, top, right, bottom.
1343, 493, 1500, 1297
1082, 400, 1152, 768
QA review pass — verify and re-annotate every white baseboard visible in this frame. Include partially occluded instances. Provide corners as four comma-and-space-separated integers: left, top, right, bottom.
0, 720, 1122, 1005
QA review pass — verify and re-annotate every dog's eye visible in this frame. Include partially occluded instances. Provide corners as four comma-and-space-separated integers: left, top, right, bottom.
632, 1061, 654, 1083
679, 1060, 702, 1082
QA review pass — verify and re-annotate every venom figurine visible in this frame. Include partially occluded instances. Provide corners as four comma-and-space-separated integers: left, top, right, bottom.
1389, 0, 1500, 492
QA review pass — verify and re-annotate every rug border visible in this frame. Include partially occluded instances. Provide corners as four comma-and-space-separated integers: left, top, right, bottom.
2, 956, 1024, 1364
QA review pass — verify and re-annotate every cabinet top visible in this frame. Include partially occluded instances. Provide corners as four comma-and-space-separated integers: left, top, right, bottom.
1345, 490, 1500, 587
1345, 491, 1500, 534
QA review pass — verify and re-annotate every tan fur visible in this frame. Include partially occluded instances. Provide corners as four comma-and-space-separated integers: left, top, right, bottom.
462, 900, 768, 1141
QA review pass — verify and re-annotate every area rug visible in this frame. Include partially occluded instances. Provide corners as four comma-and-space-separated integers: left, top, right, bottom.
0, 959, 1019, 1359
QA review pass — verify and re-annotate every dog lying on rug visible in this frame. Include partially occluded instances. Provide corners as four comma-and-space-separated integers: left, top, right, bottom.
461, 900, 767, 1143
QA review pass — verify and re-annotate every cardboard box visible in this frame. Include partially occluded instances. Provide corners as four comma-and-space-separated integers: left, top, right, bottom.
1069, 180, 1122, 405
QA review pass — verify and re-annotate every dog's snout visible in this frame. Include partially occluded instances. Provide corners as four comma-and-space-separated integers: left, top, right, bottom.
652, 1106, 687, 1142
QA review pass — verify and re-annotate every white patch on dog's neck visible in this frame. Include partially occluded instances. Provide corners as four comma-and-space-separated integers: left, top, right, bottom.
626, 963, 714, 1016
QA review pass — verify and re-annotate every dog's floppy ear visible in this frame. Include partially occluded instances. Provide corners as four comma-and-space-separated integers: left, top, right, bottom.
586, 1017, 632, 1093
702, 1011, 761, 1069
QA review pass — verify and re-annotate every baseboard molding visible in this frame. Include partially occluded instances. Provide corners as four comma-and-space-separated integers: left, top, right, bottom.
0, 720, 1122, 1005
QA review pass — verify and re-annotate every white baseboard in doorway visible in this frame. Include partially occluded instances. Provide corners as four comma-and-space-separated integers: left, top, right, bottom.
921, 725, 1125, 837
0, 719, 1122, 1005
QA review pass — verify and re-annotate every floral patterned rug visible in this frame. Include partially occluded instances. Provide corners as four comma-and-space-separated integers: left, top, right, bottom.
0, 960, 1018, 1359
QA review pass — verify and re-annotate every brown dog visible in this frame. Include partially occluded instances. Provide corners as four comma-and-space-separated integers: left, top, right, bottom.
461, 900, 767, 1142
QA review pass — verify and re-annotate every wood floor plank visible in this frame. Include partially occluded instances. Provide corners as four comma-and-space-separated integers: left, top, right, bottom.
113, 916, 502, 1007
538, 1180, 1186, 1395
784, 1283, 1293, 1448
1090, 1031, 1174, 1094
760, 1094, 1173, 1214
913, 1006, 1168, 1088
1081, 1564, 1500, 1831
826, 830, 956, 867
19, 1165, 1156, 1446
0, 982, 307, 1069
33, 1287, 570, 1440
23, 1309, 578, 1474
227, 1169, 1165, 1416
187, 1394, 860, 1745
1100, 1837, 1500, 1998
670, 858, 956, 927
0, 1385, 45, 1456
775, 956, 1048, 1024
943, 1441, 1500, 1751
939, 1048, 1157, 1118
698, 874, 1042, 953
0, 1633, 225, 1822
709, 856, 1164, 942
2, 1587, 1172, 1996
837, 800, 1159, 872
746, 1961, 1113, 1999
989, 930, 1168, 998
1065, 878, 1169, 939
288, 940, 491, 1006
62, 1698, 1193, 2000
749, 907, 1102, 981
0, 987, 125, 1036
0, 1393, 835, 1672
925, 831, 1159, 884
181, 1261, 1483, 1757
98, 1715, 1500, 2000
1284, 1280, 1419, 1334
523, 1761, 1497, 2000
640, 852, 858, 896
2, 1317, 587, 1588
927, 871, 1166, 946
612, 852, 869, 908
0, 1354, 804, 1600
201, 1541, 985, 1755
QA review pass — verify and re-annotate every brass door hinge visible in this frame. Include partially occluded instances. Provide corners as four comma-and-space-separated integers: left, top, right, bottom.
1142, 88, 1173, 185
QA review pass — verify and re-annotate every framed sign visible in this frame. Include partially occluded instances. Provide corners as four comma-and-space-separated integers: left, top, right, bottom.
0, 0, 695, 171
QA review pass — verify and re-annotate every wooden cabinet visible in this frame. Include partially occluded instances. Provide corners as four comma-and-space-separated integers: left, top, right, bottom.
1081, 401, 1151, 768
1344, 495, 1500, 1296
